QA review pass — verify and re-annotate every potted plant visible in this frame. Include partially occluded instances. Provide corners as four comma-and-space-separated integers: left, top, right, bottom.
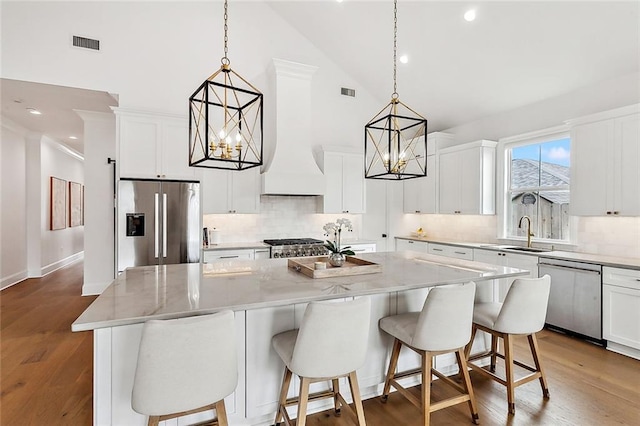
323, 218, 355, 267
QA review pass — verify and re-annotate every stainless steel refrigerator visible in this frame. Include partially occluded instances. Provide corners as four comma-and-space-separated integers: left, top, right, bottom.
117, 179, 200, 272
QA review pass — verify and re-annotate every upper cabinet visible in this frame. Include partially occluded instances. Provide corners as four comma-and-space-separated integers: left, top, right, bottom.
202, 167, 261, 214
403, 133, 450, 214
569, 105, 640, 216
319, 149, 365, 214
116, 109, 196, 180
438, 140, 497, 215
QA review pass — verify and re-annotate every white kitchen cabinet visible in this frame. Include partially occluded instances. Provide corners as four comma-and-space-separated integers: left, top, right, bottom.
395, 238, 428, 252
320, 150, 365, 214
116, 109, 196, 180
202, 249, 254, 263
202, 167, 260, 214
403, 155, 437, 214
347, 242, 376, 254
603, 267, 640, 360
427, 243, 473, 261
473, 249, 539, 302
569, 106, 640, 216
438, 140, 496, 215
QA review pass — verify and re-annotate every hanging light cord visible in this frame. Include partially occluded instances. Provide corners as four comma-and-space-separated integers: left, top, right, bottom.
221, 0, 230, 66
392, 0, 398, 100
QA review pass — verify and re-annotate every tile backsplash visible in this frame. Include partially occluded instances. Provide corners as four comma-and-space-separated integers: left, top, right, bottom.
203, 195, 363, 244
204, 196, 639, 260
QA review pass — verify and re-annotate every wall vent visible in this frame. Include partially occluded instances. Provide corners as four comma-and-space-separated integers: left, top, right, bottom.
73, 35, 100, 51
341, 87, 356, 97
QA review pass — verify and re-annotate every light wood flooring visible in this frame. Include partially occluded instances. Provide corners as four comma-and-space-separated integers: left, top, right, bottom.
2, 261, 639, 425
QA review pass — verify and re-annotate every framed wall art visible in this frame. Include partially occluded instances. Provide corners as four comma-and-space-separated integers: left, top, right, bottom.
69, 181, 83, 227
50, 176, 67, 230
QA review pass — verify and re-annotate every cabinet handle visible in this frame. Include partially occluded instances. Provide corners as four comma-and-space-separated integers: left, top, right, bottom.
415, 210, 421, 213
219, 255, 239, 259
606, 211, 612, 215
408, 241, 414, 244
614, 211, 619, 215
432, 248, 443, 252
454, 251, 467, 255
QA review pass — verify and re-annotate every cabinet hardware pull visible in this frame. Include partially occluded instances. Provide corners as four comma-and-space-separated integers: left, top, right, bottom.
219, 255, 239, 259
433, 248, 443, 252
614, 211, 619, 215
454, 251, 466, 255
539, 263, 601, 274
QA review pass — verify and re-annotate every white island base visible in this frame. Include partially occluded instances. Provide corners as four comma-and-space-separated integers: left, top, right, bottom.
76, 253, 523, 425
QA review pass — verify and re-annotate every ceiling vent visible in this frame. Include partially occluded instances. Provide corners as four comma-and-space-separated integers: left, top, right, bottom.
341, 87, 356, 97
72, 35, 100, 51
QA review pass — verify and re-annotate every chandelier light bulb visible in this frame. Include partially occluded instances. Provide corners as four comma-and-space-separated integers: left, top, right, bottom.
219, 129, 226, 139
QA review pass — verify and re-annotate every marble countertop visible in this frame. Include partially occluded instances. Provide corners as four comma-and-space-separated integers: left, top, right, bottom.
72, 251, 528, 332
396, 236, 640, 270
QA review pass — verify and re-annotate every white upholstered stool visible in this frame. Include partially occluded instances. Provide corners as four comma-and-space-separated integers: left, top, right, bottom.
379, 282, 479, 426
464, 275, 551, 415
131, 311, 237, 426
271, 297, 371, 426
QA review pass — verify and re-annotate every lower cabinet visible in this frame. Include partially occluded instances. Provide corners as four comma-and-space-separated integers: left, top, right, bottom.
202, 249, 255, 263
473, 249, 539, 302
603, 267, 640, 359
395, 238, 428, 252
349, 242, 377, 254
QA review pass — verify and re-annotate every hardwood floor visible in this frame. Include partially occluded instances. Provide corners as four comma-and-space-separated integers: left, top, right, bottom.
2, 262, 639, 425
1, 261, 95, 425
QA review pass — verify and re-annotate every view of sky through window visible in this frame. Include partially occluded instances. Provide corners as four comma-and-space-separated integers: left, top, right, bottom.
511, 137, 571, 167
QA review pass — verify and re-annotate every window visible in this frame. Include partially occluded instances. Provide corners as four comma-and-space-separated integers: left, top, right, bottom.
505, 133, 571, 242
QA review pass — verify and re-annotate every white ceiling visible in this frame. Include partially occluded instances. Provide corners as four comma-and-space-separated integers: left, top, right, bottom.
269, 0, 640, 130
1, 1, 638, 154
1, 79, 117, 155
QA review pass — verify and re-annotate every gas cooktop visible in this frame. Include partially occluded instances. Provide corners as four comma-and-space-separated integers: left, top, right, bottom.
263, 238, 324, 246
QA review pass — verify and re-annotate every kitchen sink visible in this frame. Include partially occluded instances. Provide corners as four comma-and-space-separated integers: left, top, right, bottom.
499, 246, 551, 253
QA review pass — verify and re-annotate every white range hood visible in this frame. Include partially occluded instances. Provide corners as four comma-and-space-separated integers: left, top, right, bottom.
261, 58, 325, 196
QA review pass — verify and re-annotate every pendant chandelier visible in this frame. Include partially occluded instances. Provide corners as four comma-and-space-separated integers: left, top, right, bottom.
189, 0, 263, 171
365, 0, 427, 180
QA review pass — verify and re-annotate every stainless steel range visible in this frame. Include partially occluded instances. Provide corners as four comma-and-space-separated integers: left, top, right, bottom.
263, 238, 328, 258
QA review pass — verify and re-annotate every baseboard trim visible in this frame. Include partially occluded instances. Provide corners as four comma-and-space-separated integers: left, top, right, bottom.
82, 281, 111, 296
41, 252, 84, 276
1, 270, 28, 291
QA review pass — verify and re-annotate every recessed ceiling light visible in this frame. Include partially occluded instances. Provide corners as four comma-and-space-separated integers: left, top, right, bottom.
336, 0, 344, 3
69, 136, 78, 140
26, 108, 42, 115
464, 9, 476, 22
399, 55, 409, 64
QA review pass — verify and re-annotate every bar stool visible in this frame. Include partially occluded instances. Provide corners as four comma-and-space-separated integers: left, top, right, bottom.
464, 275, 551, 415
271, 297, 371, 426
131, 310, 237, 426
379, 282, 479, 426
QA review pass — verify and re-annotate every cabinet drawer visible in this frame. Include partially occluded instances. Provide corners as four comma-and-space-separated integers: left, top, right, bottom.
603, 267, 640, 290
428, 243, 473, 260
203, 249, 254, 263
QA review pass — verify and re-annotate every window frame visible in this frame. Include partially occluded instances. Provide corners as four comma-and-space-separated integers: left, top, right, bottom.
497, 125, 576, 245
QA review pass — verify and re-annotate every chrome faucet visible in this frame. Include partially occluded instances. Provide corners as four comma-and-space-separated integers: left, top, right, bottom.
518, 216, 534, 248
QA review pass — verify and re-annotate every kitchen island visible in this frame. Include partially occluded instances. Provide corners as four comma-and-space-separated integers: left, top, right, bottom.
73, 251, 529, 426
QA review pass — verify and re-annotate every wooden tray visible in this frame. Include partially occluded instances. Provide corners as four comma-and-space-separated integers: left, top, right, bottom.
288, 256, 382, 279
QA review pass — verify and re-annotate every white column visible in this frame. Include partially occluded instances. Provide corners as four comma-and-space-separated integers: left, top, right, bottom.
76, 110, 116, 295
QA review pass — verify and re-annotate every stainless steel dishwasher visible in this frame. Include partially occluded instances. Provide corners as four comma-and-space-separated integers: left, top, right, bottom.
538, 258, 603, 344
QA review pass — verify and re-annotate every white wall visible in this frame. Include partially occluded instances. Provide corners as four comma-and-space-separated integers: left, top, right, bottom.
1, 120, 28, 288
39, 136, 85, 274
1, 121, 85, 290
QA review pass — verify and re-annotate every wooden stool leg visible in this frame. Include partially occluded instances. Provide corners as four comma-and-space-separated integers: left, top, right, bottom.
490, 333, 498, 372
147, 416, 160, 426
382, 338, 402, 401
528, 333, 550, 398
274, 367, 293, 425
422, 351, 432, 426
456, 349, 479, 425
297, 377, 311, 426
332, 378, 342, 415
504, 334, 516, 415
348, 371, 367, 426
215, 400, 228, 426
464, 325, 477, 359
